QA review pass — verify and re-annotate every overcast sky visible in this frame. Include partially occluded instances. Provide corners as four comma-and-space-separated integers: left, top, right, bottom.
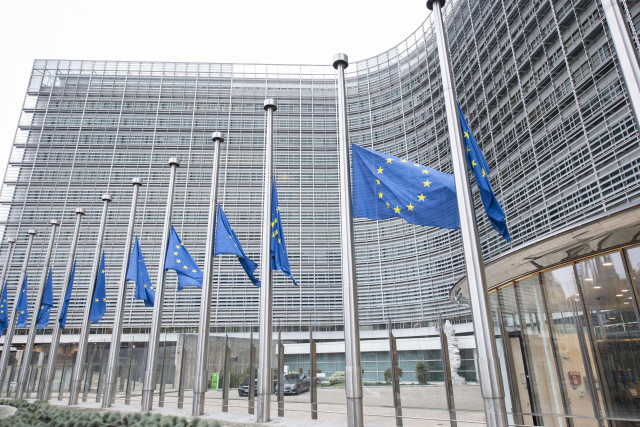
0, 0, 430, 180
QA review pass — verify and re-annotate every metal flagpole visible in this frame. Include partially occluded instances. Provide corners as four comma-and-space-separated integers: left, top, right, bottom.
16, 220, 59, 398
69, 194, 112, 405
599, 0, 640, 128
0, 237, 17, 387
257, 98, 276, 423
141, 158, 180, 412
333, 53, 364, 427
40, 208, 85, 400
427, 1, 508, 425
102, 178, 143, 408
193, 132, 224, 416
0, 229, 37, 391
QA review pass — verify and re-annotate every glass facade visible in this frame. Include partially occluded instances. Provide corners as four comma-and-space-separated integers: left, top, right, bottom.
491, 244, 640, 424
0, 0, 639, 424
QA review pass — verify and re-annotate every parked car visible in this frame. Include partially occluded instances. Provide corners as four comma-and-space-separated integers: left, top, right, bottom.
276, 373, 311, 395
238, 377, 257, 397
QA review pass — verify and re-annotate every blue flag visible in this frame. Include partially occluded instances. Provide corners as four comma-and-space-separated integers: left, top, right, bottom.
36, 267, 54, 330
165, 225, 203, 290
270, 179, 298, 286
352, 144, 459, 229
89, 252, 107, 323
214, 205, 260, 287
59, 261, 75, 329
0, 282, 8, 337
126, 236, 155, 307
16, 275, 28, 328
458, 105, 511, 242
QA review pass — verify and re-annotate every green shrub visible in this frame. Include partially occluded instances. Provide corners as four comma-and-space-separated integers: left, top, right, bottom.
329, 371, 345, 385
415, 361, 430, 384
383, 367, 403, 384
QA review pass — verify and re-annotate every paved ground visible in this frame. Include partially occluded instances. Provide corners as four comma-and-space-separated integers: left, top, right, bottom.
43, 384, 486, 427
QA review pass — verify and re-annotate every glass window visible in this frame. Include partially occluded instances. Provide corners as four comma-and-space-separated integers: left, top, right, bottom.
515, 275, 565, 426
577, 250, 640, 420
541, 265, 600, 426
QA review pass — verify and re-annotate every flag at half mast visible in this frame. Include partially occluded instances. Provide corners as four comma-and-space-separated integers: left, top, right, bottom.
165, 225, 203, 291
352, 144, 459, 229
59, 261, 75, 329
458, 105, 511, 242
270, 179, 297, 286
89, 251, 107, 323
214, 205, 260, 287
16, 276, 28, 328
126, 236, 155, 307
0, 282, 8, 336
36, 267, 54, 330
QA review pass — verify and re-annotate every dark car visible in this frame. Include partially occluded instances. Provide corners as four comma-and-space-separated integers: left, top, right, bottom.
277, 373, 311, 395
238, 377, 257, 397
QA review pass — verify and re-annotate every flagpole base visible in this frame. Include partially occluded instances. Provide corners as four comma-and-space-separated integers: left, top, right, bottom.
192, 392, 205, 416
141, 389, 154, 412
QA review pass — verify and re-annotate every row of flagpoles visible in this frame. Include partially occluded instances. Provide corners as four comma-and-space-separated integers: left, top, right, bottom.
0, 115, 299, 417
0, 3, 513, 425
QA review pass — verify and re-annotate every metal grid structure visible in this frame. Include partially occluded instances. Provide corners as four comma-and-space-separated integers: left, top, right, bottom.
0, 0, 638, 337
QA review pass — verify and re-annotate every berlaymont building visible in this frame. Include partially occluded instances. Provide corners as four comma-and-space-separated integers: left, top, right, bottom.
0, 0, 639, 425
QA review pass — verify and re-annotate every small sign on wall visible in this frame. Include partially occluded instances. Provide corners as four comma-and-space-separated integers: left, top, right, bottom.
568, 371, 582, 387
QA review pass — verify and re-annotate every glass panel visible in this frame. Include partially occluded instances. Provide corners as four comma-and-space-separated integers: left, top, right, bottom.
541, 265, 599, 426
515, 275, 565, 426
498, 285, 534, 426
577, 250, 640, 421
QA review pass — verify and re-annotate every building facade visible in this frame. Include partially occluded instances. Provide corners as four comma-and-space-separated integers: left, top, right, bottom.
0, 0, 639, 424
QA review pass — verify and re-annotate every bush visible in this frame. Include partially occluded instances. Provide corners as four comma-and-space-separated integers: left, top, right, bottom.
383, 367, 403, 384
329, 371, 346, 385
415, 361, 430, 384
0, 399, 222, 427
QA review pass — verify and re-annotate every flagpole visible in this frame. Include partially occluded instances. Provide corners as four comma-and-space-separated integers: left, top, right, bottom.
257, 99, 276, 423
193, 132, 224, 416
16, 219, 59, 398
0, 239, 16, 295
69, 194, 112, 405
333, 53, 364, 427
141, 158, 180, 412
427, 1, 507, 426
40, 208, 85, 400
0, 229, 37, 391
599, 0, 640, 127
102, 178, 143, 408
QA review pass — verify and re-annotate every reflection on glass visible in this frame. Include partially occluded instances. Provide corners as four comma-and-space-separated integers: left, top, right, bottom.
498, 285, 534, 426
515, 275, 565, 427
577, 250, 640, 421
541, 265, 599, 426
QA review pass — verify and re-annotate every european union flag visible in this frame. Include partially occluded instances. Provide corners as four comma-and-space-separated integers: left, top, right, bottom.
165, 225, 203, 291
16, 275, 28, 328
458, 105, 511, 242
126, 236, 155, 307
89, 252, 107, 323
36, 267, 54, 330
0, 282, 8, 337
352, 144, 459, 229
214, 205, 260, 287
58, 261, 75, 329
270, 179, 298, 286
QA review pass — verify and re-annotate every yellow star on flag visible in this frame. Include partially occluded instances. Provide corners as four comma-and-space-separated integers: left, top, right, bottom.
386, 158, 392, 164
378, 192, 383, 199
418, 193, 426, 201
394, 206, 401, 213
423, 180, 431, 187
377, 166, 384, 174
407, 203, 415, 211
